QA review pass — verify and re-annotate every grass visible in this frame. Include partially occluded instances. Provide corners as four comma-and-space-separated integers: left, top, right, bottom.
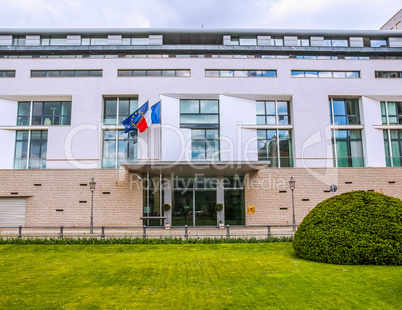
0, 243, 400, 309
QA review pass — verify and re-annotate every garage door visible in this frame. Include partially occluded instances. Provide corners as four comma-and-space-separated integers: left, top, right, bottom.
0, 199, 26, 227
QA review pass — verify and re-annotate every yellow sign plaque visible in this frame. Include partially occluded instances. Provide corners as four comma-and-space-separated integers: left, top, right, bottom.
247, 206, 255, 214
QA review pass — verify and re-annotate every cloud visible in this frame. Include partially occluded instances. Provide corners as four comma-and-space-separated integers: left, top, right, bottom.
0, 0, 400, 29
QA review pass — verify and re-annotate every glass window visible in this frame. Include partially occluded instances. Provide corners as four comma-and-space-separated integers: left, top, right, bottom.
18, 101, 71, 126
239, 37, 257, 45
272, 37, 283, 46
333, 71, 346, 78
297, 38, 310, 46
205, 70, 276, 77
291, 71, 304, 78
118, 69, 190, 77
305, 71, 318, 78
375, 71, 402, 78
180, 100, 220, 160
31, 70, 102, 77
131, 37, 149, 45
256, 100, 290, 125
292, 71, 359, 78
230, 37, 239, 45
103, 130, 137, 168
370, 39, 387, 47
180, 99, 219, 127
17, 102, 31, 126
381, 102, 402, 125
329, 98, 360, 125
332, 130, 364, 167
346, 71, 360, 78
0, 70, 16, 78
90, 36, 108, 45
14, 130, 47, 169
103, 97, 138, 125
332, 39, 348, 47
191, 129, 219, 160
318, 71, 332, 78
12, 36, 26, 46
257, 129, 293, 167
384, 130, 402, 167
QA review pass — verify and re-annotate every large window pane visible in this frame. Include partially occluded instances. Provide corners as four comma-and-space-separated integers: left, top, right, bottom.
200, 100, 218, 113
104, 98, 117, 125
333, 130, 364, 167
180, 100, 199, 113
330, 98, 360, 125
17, 102, 31, 125
256, 100, 290, 125
180, 114, 219, 124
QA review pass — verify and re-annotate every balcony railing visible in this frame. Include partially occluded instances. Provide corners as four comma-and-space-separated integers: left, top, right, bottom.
102, 158, 137, 169
13, 158, 46, 169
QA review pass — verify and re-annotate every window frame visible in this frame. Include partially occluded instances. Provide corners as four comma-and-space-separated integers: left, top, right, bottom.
381, 101, 402, 125
257, 129, 293, 167
14, 130, 47, 169
17, 101, 72, 126
331, 129, 364, 168
256, 100, 291, 125
191, 129, 220, 161
103, 97, 138, 125
102, 129, 138, 169
179, 99, 219, 129
384, 129, 402, 167
329, 98, 361, 125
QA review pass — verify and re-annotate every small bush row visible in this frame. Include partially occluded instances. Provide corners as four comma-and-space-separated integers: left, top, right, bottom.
0, 236, 293, 245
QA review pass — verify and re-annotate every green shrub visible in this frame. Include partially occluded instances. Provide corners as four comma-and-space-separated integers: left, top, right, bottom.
215, 203, 223, 212
293, 191, 402, 265
0, 236, 293, 245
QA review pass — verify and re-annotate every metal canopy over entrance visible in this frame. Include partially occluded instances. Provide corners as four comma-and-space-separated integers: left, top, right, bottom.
120, 160, 270, 176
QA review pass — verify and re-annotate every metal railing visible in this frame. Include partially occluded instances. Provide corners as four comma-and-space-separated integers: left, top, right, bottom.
0, 224, 298, 240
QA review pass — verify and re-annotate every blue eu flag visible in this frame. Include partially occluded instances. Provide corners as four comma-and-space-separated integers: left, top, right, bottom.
122, 101, 148, 133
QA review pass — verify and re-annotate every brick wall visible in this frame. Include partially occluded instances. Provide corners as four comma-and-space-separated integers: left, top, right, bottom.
0, 167, 401, 227
0, 169, 142, 227
245, 167, 402, 225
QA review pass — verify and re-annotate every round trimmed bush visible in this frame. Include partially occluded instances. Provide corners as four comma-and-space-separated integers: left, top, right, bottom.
293, 191, 402, 265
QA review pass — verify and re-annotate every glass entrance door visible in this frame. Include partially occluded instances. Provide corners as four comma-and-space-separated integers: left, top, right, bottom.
194, 190, 216, 226
172, 189, 217, 226
172, 190, 193, 226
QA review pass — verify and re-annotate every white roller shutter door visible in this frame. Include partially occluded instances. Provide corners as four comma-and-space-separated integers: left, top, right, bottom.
0, 199, 26, 227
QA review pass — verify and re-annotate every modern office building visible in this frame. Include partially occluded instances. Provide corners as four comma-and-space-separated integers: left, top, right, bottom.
381, 8, 402, 30
0, 28, 401, 228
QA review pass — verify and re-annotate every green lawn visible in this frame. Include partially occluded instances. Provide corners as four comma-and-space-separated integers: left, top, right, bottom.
0, 243, 400, 309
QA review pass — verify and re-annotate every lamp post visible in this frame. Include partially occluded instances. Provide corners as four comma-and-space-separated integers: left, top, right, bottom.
289, 176, 296, 232
89, 178, 96, 234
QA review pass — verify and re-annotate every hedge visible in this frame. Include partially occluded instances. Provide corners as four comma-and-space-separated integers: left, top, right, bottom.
293, 191, 402, 265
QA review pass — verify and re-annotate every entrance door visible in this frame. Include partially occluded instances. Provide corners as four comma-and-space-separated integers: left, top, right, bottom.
194, 190, 216, 226
172, 190, 193, 226
172, 189, 217, 226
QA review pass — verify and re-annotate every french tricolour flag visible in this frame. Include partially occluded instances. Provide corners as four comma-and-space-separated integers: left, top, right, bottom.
137, 100, 161, 133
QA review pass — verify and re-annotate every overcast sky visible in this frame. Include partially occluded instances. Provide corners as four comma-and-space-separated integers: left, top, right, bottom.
0, 0, 400, 30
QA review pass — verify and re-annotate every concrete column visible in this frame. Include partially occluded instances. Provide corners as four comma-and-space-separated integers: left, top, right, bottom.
361, 97, 386, 167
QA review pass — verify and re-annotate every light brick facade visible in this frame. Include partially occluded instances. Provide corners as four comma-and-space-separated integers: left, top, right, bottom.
0, 168, 400, 227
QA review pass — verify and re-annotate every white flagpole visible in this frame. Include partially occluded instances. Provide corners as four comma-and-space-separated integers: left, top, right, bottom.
159, 100, 162, 161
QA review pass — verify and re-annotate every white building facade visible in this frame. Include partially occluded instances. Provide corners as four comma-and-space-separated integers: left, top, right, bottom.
0, 29, 401, 228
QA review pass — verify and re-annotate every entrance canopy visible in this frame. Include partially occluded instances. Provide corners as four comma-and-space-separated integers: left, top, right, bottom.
120, 160, 270, 176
